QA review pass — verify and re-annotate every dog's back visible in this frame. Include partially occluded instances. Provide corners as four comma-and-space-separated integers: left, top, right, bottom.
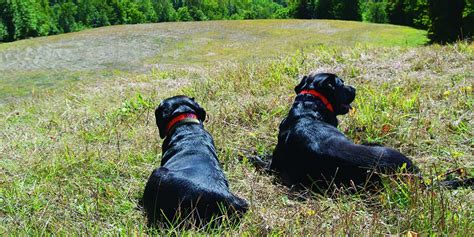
143, 96, 248, 226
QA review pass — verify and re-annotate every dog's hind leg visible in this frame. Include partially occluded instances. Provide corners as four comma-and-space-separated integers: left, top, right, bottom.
247, 154, 272, 171
328, 139, 419, 174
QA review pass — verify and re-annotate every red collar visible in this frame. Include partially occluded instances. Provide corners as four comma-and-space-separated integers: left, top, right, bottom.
166, 113, 200, 134
299, 89, 334, 113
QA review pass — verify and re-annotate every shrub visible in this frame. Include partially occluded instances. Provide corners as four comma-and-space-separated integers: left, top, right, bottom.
273, 7, 290, 19
0, 20, 8, 41
362, 0, 388, 23
463, 0, 474, 39
189, 7, 207, 21
176, 7, 193, 22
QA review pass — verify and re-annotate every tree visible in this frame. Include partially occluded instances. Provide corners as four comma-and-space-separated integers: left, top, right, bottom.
189, 8, 207, 20
386, 0, 429, 28
0, 0, 14, 41
10, 0, 37, 38
152, 0, 176, 22
332, 0, 361, 20
290, 0, 314, 19
315, 0, 334, 19
463, 0, 474, 39
176, 6, 193, 21
428, 0, 465, 43
0, 19, 8, 41
54, 1, 78, 33
117, 0, 149, 24
76, 0, 113, 27
362, 0, 388, 23
411, 0, 429, 29
139, 0, 158, 22
386, 0, 407, 25
273, 6, 290, 19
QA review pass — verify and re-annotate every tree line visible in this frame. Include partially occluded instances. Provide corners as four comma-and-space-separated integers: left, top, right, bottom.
0, 0, 472, 43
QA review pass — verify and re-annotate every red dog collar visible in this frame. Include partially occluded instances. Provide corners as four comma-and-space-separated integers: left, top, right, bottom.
166, 113, 200, 134
299, 90, 334, 113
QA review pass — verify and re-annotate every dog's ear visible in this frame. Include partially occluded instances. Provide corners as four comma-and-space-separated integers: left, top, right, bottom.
189, 97, 206, 121
294, 75, 308, 94
196, 106, 206, 122
319, 74, 337, 92
155, 102, 169, 139
193, 102, 207, 122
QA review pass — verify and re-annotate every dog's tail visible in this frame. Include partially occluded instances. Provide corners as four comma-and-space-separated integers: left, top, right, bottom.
239, 153, 272, 173
436, 177, 474, 189
427, 168, 474, 189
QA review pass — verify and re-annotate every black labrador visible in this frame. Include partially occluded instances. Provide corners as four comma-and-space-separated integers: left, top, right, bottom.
270, 73, 419, 191
143, 95, 248, 226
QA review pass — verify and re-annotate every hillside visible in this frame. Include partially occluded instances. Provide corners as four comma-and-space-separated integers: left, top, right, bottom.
0, 20, 426, 100
1, 20, 472, 235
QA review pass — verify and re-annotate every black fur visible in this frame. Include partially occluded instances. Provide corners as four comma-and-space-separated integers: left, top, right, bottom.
270, 73, 419, 190
143, 96, 248, 226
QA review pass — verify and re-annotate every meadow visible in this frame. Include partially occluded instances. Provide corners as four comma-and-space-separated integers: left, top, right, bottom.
0, 20, 472, 235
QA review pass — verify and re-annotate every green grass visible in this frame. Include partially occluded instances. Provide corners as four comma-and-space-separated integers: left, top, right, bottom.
1, 20, 473, 235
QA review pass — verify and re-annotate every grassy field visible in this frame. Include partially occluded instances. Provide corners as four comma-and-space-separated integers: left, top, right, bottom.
1, 20, 473, 235
0, 20, 426, 100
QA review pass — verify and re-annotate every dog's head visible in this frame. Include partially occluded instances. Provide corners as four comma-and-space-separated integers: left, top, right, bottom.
294, 73, 356, 115
155, 95, 206, 138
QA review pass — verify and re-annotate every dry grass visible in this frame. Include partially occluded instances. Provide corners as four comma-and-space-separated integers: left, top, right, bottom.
0, 20, 472, 235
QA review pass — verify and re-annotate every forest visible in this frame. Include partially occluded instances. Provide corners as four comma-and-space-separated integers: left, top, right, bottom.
0, 0, 473, 43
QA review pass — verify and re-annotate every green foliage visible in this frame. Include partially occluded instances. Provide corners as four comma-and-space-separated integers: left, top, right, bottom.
386, 0, 408, 25
272, 7, 290, 19
75, 0, 112, 27
176, 6, 193, 21
332, 0, 361, 20
189, 7, 207, 21
2, 0, 53, 39
385, 0, 429, 28
54, 1, 78, 33
152, 0, 175, 22
361, 0, 388, 23
463, 0, 474, 38
315, 0, 334, 19
291, 0, 363, 20
10, 0, 38, 38
411, 0, 430, 29
290, 0, 315, 19
119, 0, 148, 24
364, 0, 472, 42
140, 0, 159, 22
0, 0, 292, 42
0, 0, 470, 43
0, 20, 7, 40
0, 0, 12, 41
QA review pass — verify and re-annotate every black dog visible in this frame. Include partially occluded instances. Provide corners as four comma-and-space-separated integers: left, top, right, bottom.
143, 96, 248, 226
270, 73, 418, 191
